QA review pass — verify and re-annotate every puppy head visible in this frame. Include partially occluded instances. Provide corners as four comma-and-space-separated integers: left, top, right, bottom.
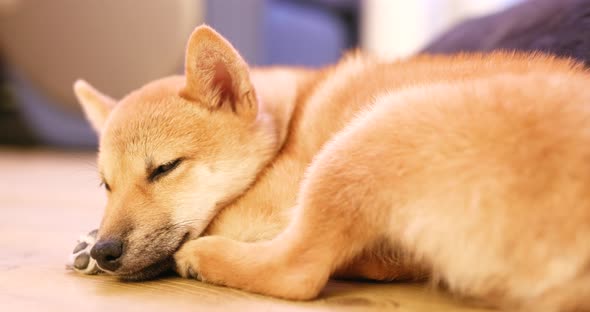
74, 25, 279, 279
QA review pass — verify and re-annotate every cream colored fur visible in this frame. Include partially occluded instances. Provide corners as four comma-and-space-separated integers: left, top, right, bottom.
75, 25, 590, 311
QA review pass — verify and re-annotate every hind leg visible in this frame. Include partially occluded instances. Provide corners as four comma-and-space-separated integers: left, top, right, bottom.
174, 130, 398, 299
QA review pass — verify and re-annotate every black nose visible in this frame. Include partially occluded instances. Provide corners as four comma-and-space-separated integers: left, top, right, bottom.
90, 239, 123, 271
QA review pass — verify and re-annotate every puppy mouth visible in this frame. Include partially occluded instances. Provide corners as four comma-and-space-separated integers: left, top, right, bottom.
115, 232, 191, 281
118, 257, 176, 281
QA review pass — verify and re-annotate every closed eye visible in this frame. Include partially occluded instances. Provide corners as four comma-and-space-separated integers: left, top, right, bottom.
99, 181, 111, 192
148, 158, 183, 182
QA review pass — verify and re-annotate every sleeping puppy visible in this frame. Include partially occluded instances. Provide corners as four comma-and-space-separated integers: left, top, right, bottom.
70, 25, 590, 311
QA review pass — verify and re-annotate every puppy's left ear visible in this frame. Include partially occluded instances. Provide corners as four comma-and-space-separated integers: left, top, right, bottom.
73, 80, 116, 134
180, 25, 257, 120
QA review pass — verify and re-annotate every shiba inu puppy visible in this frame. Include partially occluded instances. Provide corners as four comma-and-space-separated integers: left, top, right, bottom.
73, 25, 590, 311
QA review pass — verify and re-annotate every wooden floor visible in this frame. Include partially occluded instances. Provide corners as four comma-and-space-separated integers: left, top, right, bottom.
0, 149, 492, 312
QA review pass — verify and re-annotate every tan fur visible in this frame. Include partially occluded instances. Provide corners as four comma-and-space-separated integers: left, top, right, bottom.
76, 25, 590, 311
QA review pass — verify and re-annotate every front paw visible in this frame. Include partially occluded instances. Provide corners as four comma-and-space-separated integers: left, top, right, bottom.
174, 239, 204, 281
174, 236, 325, 299
173, 236, 235, 283
66, 229, 102, 275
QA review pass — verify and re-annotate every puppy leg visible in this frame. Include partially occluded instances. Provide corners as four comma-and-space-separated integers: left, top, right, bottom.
175, 129, 396, 299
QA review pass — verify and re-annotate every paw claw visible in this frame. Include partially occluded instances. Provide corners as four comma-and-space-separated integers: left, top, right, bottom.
187, 266, 202, 281
188, 267, 195, 278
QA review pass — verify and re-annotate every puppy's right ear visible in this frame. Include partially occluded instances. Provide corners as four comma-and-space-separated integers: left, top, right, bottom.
73, 80, 116, 134
180, 25, 257, 120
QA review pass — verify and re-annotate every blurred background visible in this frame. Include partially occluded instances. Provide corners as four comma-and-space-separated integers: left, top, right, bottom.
1, 0, 569, 149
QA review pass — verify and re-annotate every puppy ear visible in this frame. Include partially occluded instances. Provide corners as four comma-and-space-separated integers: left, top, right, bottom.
180, 25, 257, 119
73, 80, 116, 134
